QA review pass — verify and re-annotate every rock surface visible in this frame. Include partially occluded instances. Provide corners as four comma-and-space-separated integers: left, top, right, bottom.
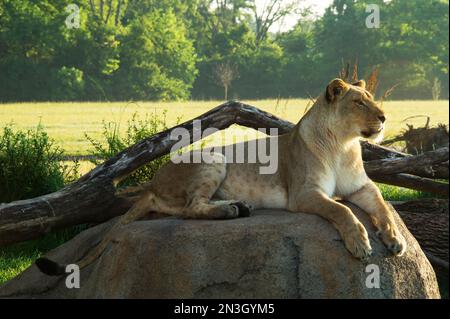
0, 203, 440, 298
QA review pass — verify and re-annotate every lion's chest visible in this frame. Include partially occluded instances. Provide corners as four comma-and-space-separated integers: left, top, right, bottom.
320, 154, 367, 198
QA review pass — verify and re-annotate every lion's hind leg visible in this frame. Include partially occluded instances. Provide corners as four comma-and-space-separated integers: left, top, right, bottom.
178, 160, 253, 219
183, 198, 253, 219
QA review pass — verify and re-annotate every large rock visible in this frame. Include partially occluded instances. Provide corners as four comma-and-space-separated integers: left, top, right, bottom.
0, 203, 440, 298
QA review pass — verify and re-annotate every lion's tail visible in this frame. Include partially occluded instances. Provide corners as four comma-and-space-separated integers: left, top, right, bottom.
35, 192, 156, 276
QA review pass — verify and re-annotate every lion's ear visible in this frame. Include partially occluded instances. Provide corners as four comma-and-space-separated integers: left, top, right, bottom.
325, 78, 349, 103
352, 79, 366, 89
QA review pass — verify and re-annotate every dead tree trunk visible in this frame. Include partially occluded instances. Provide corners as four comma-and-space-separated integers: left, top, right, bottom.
392, 198, 449, 278
393, 199, 448, 261
371, 174, 448, 197
364, 147, 448, 177
364, 147, 449, 197
0, 101, 448, 246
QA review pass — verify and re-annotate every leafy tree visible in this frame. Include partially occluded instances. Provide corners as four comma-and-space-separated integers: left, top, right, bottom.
277, 11, 319, 96
313, 0, 385, 88
112, 6, 197, 100
0, 0, 447, 101
378, 0, 449, 99
0, 0, 77, 101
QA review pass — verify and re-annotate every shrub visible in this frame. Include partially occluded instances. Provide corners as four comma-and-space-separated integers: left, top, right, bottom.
0, 124, 78, 203
52, 66, 85, 101
85, 111, 180, 187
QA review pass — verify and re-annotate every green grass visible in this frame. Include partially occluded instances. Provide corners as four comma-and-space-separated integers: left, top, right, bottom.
377, 184, 436, 201
0, 251, 40, 285
0, 100, 448, 155
0, 225, 87, 285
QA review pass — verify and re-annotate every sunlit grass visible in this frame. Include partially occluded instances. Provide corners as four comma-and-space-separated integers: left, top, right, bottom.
377, 183, 436, 201
0, 100, 448, 155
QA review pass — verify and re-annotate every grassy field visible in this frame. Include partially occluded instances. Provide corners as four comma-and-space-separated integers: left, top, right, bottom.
0, 99, 448, 292
0, 99, 448, 156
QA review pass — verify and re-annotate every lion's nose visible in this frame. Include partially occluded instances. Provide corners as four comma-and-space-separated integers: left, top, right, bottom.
378, 115, 386, 123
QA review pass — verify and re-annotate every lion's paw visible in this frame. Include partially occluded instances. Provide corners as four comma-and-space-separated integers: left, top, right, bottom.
343, 223, 372, 261
377, 229, 407, 256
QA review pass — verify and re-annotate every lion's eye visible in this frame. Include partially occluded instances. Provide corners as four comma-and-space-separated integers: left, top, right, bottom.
356, 101, 366, 108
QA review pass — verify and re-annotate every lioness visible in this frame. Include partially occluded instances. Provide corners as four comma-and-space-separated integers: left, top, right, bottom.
36, 78, 406, 276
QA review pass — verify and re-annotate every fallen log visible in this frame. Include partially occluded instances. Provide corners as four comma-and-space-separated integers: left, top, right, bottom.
371, 173, 448, 197
392, 198, 449, 215
433, 161, 449, 179
360, 141, 407, 160
364, 147, 448, 176
361, 144, 448, 179
392, 198, 449, 280
0, 176, 119, 246
0, 101, 448, 246
392, 199, 448, 262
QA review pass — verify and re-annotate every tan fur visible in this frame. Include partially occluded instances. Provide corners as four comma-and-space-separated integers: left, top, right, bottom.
74, 78, 406, 270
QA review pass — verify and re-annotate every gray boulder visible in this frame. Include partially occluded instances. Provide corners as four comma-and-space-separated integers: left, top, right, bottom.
0, 203, 440, 298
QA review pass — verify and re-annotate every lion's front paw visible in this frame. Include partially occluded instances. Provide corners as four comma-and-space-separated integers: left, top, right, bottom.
377, 228, 407, 256
343, 223, 372, 261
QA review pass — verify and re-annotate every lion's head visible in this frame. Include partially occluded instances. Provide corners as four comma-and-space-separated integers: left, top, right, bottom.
324, 78, 386, 141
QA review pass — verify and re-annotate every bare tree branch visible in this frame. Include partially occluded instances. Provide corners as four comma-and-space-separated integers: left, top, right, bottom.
213, 62, 239, 100
104, 0, 113, 24
115, 0, 123, 26
99, 0, 104, 20
251, 0, 300, 45
364, 147, 448, 176
89, 0, 97, 18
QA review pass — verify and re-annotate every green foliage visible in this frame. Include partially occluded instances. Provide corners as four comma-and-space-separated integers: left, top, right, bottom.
0, 0, 75, 101
234, 42, 285, 99
311, 0, 449, 99
0, 224, 87, 285
85, 111, 179, 187
0, 0, 197, 101
113, 7, 198, 100
52, 66, 85, 100
377, 0, 449, 99
0, 0, 448, 101
377, 183, 436, 201
0, 124, 78, 203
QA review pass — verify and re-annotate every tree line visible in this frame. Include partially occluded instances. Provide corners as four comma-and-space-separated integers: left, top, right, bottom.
0, 0, 448, 102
